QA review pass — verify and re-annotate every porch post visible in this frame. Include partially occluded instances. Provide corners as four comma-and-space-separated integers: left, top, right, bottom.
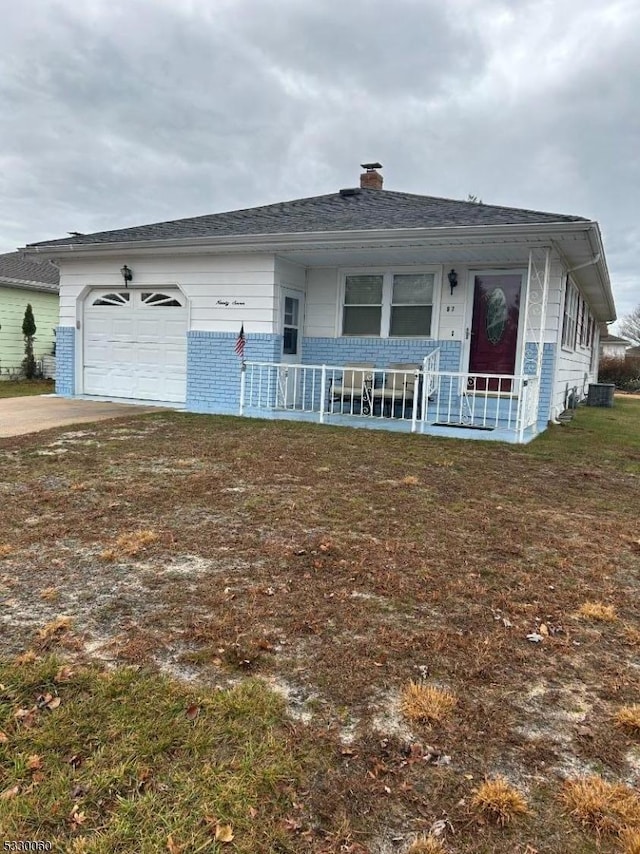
519, 247, 551, 428
411, 369, 420, 433
319, 365, 327, 424
239, 360, 247, 415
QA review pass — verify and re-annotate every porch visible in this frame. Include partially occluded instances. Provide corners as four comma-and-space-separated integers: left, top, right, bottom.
238, 354, 541, 443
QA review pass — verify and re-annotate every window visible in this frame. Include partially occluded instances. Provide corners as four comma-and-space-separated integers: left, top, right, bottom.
342, 275, 383, 335
390, 274, 434, 337
92, 292, 130, 306
579, 299, 587, 347
342, 270, 435, 337
141, 292, 183, 307
283, 296, 299, 355
561, 279, 579, 350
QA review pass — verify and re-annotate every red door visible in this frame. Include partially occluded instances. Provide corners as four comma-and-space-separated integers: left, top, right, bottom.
469, 274, 522, 392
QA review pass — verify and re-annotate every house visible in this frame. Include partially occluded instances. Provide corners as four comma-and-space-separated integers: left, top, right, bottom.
599, 333, 630, 360
0, 252, 59, 378
23, 164, 615, 442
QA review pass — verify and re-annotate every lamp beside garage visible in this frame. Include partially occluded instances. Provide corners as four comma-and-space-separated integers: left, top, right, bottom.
120, 265, 133, 286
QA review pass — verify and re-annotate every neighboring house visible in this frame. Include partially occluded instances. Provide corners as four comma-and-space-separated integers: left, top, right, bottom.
626, 345, 640, 361
0, 252, 59, 377
599, 333, 630, 360
23, 164, 615, 442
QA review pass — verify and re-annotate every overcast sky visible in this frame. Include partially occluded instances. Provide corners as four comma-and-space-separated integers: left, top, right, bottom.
0, 0, 638, 322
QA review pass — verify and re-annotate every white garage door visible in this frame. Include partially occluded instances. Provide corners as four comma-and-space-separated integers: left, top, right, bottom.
83, 289, 188, 402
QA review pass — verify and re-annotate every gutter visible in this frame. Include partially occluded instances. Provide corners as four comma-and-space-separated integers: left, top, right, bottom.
22, 220, 594, 258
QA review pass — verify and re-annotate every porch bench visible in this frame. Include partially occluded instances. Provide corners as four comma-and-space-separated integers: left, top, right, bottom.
328, 363, 375, 414
371, 364, 421, 417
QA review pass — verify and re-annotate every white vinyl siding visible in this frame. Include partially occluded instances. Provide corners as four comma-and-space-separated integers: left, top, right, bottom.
58, 254, 277, 333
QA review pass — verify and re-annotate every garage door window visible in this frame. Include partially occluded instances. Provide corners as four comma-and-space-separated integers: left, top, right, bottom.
92, 293, 130, 306
141, 292, 183, 307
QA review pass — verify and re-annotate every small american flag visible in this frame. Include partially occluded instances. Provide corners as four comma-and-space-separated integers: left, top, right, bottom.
234, 324, 245, 358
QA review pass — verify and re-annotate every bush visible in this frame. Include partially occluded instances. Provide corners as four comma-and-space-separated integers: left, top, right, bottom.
598, 356, 640, 391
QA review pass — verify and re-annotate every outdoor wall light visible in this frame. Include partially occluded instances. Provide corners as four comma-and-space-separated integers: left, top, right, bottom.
120, 264, 133, 286
447, 268, 458, 295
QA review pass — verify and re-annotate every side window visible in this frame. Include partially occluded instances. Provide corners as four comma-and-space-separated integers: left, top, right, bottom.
561, 279, 579, 350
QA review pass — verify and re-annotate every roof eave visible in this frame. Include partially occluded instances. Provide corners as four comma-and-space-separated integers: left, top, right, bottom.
0, 276, 59, 294
23, 220, 593, 257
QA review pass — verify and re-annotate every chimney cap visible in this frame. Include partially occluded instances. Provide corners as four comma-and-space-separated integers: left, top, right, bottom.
360, 162, 382, 171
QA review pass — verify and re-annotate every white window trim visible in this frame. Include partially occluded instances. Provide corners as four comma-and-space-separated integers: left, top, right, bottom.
337, 265, 441, 339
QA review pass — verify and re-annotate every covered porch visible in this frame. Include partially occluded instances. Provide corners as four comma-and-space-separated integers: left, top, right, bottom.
238, 355, 541, 443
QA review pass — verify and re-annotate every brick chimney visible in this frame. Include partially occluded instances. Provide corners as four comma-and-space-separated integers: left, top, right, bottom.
360, 162, 383, 190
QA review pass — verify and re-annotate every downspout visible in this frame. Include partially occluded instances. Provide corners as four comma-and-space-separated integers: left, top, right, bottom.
565, 253, 601, 275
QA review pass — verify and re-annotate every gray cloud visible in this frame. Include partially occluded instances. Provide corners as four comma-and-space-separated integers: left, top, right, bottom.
0, 0, 637, 319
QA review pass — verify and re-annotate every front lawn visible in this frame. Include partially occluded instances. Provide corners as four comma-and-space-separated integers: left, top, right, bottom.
0, 401, 639, 852
0, 379, 55, 398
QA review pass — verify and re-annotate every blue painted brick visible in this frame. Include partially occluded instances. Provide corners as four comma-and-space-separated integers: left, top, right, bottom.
55, 327, 75, 396
186, 331, 281, 414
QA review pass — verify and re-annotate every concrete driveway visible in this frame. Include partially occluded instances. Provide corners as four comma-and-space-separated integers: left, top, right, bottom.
0, 396, 164, 438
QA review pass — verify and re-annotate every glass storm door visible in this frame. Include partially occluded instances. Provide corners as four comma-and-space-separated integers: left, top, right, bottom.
469, 274, 522, 392
279, 289, 304, 407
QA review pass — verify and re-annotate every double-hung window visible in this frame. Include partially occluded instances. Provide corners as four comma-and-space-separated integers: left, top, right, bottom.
342, 275, 383, 335
561, 279, 579, 351
342, 270, 436, 337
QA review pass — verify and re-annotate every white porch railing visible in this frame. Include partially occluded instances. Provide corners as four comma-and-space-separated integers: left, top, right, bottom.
239, 354, 539, 442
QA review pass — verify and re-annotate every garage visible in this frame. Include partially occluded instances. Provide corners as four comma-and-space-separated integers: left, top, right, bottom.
83, 289, 188, 402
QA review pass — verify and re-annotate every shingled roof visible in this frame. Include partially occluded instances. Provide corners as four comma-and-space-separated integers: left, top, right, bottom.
28, 188, 588, 249
0, 251, 59, 292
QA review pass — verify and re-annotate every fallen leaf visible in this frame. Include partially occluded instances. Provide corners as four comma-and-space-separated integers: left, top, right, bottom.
215, 823, 234, 843
166, 834, 184, 854
0, 731, 8, 743
56, 665, 74, 682
70, 808, 86, 825
185, 704, 200, 721
27, 754, 43, 771
539, 623, 549, 636
248, 806, 258, 819
0, 785, 19, 800
46, 696, 61, 711
526, 633, 544, 643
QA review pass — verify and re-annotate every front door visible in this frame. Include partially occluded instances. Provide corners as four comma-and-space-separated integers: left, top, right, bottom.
279, 289, 304, 407
469, 274, 522, 392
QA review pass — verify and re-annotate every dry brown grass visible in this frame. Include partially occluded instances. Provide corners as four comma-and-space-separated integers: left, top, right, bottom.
100, 529, 160, 560
624, 625, 640, 646
615, 705, 640, 736
406, 836, 447, 854
620, 827, 640, 854
561, 775, 640, 835
400, 681, 457, 726
576, 601, 618, 622
37, 616, 72, 640
470, 776, 530, 825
